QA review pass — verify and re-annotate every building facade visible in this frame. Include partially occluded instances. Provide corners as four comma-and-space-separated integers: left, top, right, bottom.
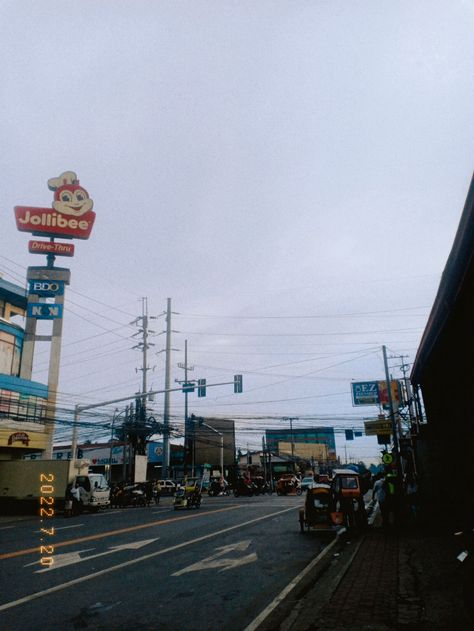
0, 277, 50, 460
265, 426, 337, 465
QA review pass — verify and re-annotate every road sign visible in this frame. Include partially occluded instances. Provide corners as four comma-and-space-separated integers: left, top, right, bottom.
351, 381, 379, 406
364, 419, 392, 436
382, 452, 393, 465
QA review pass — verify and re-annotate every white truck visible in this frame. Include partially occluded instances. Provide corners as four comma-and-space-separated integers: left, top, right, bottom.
0, 459, 110, 512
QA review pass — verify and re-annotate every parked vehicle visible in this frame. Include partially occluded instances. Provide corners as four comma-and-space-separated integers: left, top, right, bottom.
299, 483, 332, 532
73, 473, 111, 511
329, 469, 367, 529
301, 476, 316, 491
158, 479, 176, 495
276, 474, 302, 496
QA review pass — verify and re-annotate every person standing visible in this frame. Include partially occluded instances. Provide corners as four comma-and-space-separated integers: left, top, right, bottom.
372, 474, 389, 528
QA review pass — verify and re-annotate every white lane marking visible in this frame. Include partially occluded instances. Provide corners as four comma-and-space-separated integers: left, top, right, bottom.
0, 506, 295, 612
0, 526, 15, 531
25, 538, 159, 573
172, 540, 257, 576
34, 524, 84, 533
243, 533, 342, 631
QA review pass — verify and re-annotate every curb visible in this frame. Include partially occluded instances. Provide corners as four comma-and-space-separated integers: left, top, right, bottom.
244, 527, 347, 631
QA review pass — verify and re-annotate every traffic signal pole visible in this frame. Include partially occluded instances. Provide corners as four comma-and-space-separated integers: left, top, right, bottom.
70, 378, 241, 462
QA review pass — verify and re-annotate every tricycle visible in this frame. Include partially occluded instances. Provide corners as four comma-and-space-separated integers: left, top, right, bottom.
299, 483, 332, 532
329, 469, 367, 530
276, 474, 302, 496
173, 482, 202, 510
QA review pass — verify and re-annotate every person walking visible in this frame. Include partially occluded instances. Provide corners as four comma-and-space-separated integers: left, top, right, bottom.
372, 474, 389, 528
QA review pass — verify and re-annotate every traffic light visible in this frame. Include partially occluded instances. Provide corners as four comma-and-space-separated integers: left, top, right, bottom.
234, 374, 243, 393
197, 378, 207, 397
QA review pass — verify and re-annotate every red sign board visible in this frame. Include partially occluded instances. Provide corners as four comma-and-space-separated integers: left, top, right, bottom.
28, 240, 75, 256
15, 207, 95, 239
14, 171, 96, 240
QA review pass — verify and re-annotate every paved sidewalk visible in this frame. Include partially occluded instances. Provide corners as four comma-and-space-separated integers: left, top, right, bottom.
270, 516, 471, 631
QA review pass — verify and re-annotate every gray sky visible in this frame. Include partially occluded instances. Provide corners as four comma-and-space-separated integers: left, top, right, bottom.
1, 1, 473, 464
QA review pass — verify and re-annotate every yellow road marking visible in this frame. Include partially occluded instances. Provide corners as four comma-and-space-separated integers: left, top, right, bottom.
0, 505, 240, 561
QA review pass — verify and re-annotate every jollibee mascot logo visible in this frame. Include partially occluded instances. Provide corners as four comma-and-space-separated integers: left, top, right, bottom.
48, 171, 93, 217
14, 170, 96, 239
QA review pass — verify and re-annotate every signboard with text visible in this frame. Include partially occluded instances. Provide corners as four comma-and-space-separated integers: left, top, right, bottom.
14, 171, 96, 240
27, 303, 63, 319
351, 381, 379, 406
29, 240, 75, 257
364, 419, 392, 436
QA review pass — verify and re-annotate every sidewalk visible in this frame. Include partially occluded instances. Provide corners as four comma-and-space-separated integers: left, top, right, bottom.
266, 513, 471, 631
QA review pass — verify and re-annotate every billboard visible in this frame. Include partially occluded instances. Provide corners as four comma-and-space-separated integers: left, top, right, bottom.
14, 171, 96, 241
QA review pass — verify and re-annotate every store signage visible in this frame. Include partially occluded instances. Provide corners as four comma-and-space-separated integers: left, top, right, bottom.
27, 266, 71, 283
8, 432, 30, 446
27, 303, 63, 319
351, 381, 379, 406
29, 240, 75, 256
14, 171, 96, 240
364, 419, 392, 436
28, 280, 65, 297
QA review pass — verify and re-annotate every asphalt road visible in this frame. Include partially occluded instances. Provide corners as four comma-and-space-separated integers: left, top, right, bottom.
0, 495, 332, 631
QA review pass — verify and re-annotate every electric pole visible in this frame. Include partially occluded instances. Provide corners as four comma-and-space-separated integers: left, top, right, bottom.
132, 297, 156, 413
163, 298, 172, 478
382, 345, 402, 480
283, 417, 298, 472
177, 339, 194, 475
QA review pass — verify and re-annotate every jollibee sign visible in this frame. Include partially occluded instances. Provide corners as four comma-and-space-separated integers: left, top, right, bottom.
14, 171, 96, 240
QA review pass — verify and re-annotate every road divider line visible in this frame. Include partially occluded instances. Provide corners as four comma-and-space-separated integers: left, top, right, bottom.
0, 506, 296, 613
0, 505, 240, 561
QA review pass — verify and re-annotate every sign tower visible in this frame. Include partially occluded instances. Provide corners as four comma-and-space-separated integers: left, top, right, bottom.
14, 171, 96, 457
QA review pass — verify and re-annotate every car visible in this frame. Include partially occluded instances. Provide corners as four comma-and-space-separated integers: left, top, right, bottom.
301, 476, 316, 491
157, 479, 176, 495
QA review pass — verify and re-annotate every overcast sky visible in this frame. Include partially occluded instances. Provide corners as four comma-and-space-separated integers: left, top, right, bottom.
1, 1, 473, 464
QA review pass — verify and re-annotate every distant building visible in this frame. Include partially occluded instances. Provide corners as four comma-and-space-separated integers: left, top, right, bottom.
278, 441, 328, 462
265, 427, 337, 464
188, 417, 236, 470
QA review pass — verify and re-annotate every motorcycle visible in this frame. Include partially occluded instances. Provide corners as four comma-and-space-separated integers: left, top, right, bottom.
233, 478, 256, 497
208, 479, 230, 497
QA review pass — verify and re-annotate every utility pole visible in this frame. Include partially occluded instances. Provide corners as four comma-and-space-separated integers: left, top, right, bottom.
283, 417, 298, 472
132, 297, 156, 412
162, 298, 172, 479
382, 345, 403, 481
177, 339, 194, 475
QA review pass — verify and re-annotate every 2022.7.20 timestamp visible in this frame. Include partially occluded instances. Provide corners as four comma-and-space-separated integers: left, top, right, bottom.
39, 473, 55, 567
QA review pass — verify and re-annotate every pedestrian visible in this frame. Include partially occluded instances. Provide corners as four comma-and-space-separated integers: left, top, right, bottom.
372, 474, 389, 529
70, 483, 82, 515
405, 473, 418, 521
